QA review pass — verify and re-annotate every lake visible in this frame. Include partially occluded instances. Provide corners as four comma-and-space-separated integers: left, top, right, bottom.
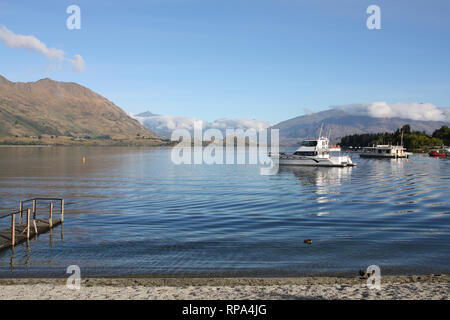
0, 146, 449, 277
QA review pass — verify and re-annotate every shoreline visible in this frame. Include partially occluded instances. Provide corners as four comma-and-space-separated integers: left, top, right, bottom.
0, 274, 448, 300
0, 142, 173, 147
1, 274, 449, 286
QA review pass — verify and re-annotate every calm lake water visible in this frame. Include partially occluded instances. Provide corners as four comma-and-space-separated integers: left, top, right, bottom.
0, 146, 449, 277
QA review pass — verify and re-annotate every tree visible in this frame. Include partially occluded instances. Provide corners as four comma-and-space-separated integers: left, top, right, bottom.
401, 124, 411, 134
432, 126, 450, 145
339, 125, 444, 150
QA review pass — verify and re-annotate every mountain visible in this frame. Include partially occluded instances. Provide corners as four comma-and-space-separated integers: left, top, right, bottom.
273, 106, 450, 146
136, 111, 159, 117
0, 75, 160, 144
133, 111, 272, 139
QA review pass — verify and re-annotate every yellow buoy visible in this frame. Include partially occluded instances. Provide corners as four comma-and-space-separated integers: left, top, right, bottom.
82, 157, 86, 164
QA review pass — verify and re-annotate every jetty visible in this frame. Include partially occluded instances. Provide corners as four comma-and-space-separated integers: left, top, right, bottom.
0, 198, 64, 251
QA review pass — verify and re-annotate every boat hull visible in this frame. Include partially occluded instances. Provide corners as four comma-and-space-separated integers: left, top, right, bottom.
278, 157, 355, 167
360, 154, 409, 159
429, 152, 447, 158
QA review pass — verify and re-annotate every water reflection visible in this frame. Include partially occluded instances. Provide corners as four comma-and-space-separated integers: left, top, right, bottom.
279, 166, 354, 217
6, 225, 64, 272
0, 147, 449, 276
280, 166, 353, 188
9, 247, 14, 271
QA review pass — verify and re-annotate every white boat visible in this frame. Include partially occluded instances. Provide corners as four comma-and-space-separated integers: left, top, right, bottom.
272, 137, 356, 167
360, 145, 411, 159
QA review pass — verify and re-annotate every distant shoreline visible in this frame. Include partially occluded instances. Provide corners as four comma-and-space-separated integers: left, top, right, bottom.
0, 144, 440, 153
0, 133, 175, 147
0, 144, 173, 147
0, 140, 174, 147
0, 144, 52, 147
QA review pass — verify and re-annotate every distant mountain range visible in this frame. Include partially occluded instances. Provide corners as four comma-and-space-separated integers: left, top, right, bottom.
134, 105, 450, 146
272, 105, 450, 145
2, 75, 449, 148
133, 111, 272, 139
0, 75, 159, 143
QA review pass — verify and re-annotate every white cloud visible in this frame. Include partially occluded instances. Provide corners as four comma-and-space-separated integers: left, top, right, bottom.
132, 113, 272, 138
0, 26, 64, 61
139, 115, 198, 131
68, 54, 86, 73
334, 102, 450, 122
0, 25, 85, 73
442, 107, 450, 120
208, 118, 271, 131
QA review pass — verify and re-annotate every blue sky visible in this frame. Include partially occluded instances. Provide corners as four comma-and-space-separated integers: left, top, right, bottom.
1, 0, 450, 123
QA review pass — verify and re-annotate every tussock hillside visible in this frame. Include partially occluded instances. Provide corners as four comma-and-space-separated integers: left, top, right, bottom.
0, 75, 159, 142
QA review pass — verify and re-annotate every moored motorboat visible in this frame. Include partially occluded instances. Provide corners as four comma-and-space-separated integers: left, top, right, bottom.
360, 145, 411, 159
271, 137, 356, 167
429, 149, 447, 158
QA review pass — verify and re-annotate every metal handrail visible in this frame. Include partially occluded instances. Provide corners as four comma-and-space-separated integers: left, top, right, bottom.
0, 209, 28, 219
1, 199, 65, 248
22, 198, 63, 203
0, 208, 32, 246
19, 198, 64, 222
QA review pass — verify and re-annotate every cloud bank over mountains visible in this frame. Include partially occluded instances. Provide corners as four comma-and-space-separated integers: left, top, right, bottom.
132, 112, 272, 139
334, 102, 450, 122
133, 102, 450, 140
0, 26, 85, 73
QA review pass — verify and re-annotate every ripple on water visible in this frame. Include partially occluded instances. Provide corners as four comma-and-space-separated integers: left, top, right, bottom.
0, 148, 449, 276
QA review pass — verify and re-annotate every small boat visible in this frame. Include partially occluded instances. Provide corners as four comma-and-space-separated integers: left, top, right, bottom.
360, 145, 411, 159
271, 137, 356, 167
428, 149, 447, 158
360, 130, 411, 159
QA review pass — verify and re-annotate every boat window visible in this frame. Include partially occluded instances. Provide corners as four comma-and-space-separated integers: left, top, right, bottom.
294, 151, 318, 156
301, 141, 317, 147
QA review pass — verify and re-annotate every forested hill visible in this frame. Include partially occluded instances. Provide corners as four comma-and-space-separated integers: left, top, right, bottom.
339, 125, 450, 150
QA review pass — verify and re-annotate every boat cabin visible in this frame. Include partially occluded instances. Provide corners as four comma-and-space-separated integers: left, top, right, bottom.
361, 145, 409, 158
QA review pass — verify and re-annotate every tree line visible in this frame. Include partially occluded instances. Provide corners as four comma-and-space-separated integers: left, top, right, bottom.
340, 125, 450, 150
